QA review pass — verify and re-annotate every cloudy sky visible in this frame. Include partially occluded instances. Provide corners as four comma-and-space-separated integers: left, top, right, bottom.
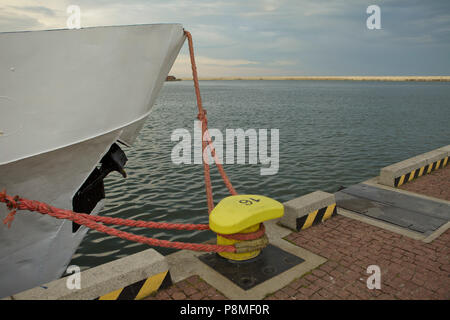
1, 0, 449, 77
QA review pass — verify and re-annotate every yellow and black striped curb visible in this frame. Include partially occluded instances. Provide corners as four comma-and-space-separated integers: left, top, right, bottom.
295, 203, 337, 231
394, 156, 449, 187
96, 270, 172, 300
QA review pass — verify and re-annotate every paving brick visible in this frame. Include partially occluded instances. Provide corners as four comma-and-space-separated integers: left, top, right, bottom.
288, 278, 310, 290
172, 292, 186, 300
155, 291, 171, 300
311, 269, 328, 278
273, 291, 289, 299
281, 286, 297, 297
145, 275, 227, 301
303, 273, 319, 282
189, 292, 204, 300
183, 286, 198, 296
317, 288, 334, 299
292, 292, 309, 300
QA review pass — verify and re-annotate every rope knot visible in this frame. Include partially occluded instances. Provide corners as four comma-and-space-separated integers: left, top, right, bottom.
197, 109, 207, 122
5, 195, 19, 210
1, 191, 21, 228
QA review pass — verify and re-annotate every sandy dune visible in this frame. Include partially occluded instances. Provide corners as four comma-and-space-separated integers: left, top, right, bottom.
179, 76, 450, 82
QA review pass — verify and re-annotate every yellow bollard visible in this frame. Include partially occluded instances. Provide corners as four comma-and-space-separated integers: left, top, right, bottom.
209, 195, 284, 261
216, 224, 262, 261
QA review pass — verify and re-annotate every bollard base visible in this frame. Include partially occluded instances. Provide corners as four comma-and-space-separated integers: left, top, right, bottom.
198, 244, 304, 290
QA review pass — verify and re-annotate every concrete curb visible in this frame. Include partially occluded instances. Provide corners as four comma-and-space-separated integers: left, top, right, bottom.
280, 190, 337, 231
10, 248, 171, 300
379, 145, 449, 187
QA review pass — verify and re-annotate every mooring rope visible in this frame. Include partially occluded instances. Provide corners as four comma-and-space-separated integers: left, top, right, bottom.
0, 30, 265, 254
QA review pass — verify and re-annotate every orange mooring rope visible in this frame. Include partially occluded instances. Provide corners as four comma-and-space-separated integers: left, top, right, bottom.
184, 30, 237, 214
0, 30, 263, 253
0, 190, 234, 252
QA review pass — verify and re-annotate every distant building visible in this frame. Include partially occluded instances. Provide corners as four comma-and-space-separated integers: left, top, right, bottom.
166, 75, 181, 81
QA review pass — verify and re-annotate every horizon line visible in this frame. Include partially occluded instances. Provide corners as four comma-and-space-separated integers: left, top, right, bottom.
173, 76, 450, 82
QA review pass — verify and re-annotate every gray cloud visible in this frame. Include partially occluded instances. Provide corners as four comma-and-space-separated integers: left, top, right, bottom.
10, 5, 56, 16
1, 0, 449, 75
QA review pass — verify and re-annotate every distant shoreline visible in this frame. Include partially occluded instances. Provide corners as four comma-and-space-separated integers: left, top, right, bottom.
179, 76, 450, 82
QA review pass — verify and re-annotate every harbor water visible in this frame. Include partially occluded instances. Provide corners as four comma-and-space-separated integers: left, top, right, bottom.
70, 80, 450, 270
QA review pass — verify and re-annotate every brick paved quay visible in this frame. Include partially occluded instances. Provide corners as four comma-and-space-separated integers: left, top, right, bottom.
145, 156, 450, 301
146, 275, 228, 300
399, 166, 450, 201
147, 213, 449, 300
267, 216, 449, 300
